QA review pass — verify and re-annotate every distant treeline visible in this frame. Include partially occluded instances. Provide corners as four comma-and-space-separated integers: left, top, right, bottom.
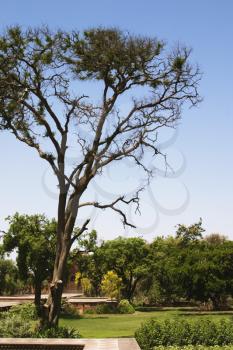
1, 215, 233, 310
73, 220, 233, 310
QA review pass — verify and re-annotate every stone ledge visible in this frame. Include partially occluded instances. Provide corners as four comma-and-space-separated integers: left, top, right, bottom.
0, 338, 141, 350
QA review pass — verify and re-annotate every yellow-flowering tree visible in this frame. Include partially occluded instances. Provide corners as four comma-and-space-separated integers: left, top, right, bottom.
101, 271, 122, 300
75, 272, 92, 296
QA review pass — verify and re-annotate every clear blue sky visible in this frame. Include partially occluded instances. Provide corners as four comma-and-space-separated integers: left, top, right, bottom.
0, 0, 233, 241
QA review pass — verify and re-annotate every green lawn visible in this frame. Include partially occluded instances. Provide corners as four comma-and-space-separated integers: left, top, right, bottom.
60, 307, 233, 338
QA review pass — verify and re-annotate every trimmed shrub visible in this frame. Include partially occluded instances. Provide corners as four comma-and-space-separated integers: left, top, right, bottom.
135, 319, 233, 350
117, 299, 135, 314
153, 347, 233, 350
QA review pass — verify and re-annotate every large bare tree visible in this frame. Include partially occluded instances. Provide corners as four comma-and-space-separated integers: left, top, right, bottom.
0, 26, 201, 326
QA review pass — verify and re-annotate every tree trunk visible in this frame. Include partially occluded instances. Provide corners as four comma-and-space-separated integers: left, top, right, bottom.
43, 244, 70, 327
42, 181, 85, 327
34, 278, 42, 316
211, 295, 221, 310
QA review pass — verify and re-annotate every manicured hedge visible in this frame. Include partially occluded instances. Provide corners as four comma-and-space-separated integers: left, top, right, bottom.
135, 319, 233, 350
153, 347, 233, 350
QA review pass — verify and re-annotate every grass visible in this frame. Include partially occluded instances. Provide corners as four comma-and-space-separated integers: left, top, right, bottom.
60, 307, 233, 338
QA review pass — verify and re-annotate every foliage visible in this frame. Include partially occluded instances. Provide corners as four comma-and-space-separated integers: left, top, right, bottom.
83, 308, 96, 315
97, 237, 149, 300
61, 300, 80, 318
135, 319, 233, 350
153, 347, 233, 350
81, 277, 92, 296
101, 270, 122, 300
175, 240, 233, 309
34, 326, 81, 338
0, 303, 80, 338
95, 303, 118, 314
144, 236, 183, 303
0, 313, 33, 337
8, 302, 37, 320
0, 259, 19, 295
74, 272, 92, 296
2, 213, 57, 309
117, 299, 135, 314
176, 219, 205, 245
140, 223, 233, 309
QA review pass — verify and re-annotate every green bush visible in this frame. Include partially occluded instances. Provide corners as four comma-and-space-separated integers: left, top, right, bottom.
117, 299, 135, 314
154, 347, 233, 350
61, 300, 80, 318
0, 314, 33, 337
83, 308, 96, 315
135, 319, 233, 350
34, 326, 81, 338
8, 302, 38, 320
95, 303, 117, 314
0, 303, 80, 338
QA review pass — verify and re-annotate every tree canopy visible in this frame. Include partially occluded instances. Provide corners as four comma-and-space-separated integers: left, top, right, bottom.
2, 213, 57, 311
0, 26, 201, 326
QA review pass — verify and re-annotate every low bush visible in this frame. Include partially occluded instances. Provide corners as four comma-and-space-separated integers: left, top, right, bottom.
0, 302, 81, 338
0, 313, 33, 337
34, 326, 81, 338
83, 308, 96, 315
61, 300, 80, 318
117, 299, 135, 314
7, 302, 38, 320
95, 303, 117, 314
154, 347, 233, 350
135, 319, 233, 350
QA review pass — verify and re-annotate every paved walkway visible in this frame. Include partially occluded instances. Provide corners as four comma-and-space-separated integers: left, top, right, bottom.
0, 338, 141, 350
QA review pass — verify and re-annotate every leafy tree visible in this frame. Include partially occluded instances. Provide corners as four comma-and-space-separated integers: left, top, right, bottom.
176, 219, 205, 245
2, 213, 57, 312
145, 236, 183, 303
96, 237, 149, 300
69, 230, 100, 295
0, 259, 19, 295
177, 240, 233, 309
101, 271, 122, 300
0, 26, 201, 326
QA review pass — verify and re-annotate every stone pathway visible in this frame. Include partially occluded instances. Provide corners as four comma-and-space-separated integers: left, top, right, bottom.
0, 338, 141, 350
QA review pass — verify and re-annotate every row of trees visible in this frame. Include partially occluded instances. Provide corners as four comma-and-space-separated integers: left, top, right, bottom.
74, 221, 233, 310
1, 214, 233, 311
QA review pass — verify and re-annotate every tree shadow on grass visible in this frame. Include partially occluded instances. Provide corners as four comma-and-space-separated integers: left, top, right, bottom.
135, 307, 168, 312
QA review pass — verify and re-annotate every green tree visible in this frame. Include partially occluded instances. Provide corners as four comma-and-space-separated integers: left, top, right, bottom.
176, 219, 205, 245
146, 236, 183, 303
0, 259, 19, 295
2, 213, 57, 313
0, 26, 201, 326
96, 237, 149, 300
177, 239, 233, 309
